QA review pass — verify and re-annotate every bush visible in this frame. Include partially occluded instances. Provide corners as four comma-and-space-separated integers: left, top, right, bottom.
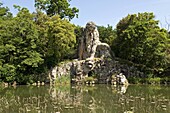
55, 75, 70, 85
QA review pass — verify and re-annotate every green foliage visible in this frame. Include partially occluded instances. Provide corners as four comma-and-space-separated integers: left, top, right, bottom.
128, 77, 170, 85
34, 11, 76, 67
0, 8, 43, 83
128, 77, 143, 84
73, 25, 83, 58
113, 12, 170, 73
55, 75, 70, 85
84, 77, 97, 82
74, 25, 82, 45
164, 32, 170, 74
160, 77, 170, 84
0, 2, 12, 20
147, 77, 161, 84
0, 4, 76, 84
41, 14, 76, 67
0, 64, 16, 82
1, 2, 170, 85
13, 5, 21, 11
98, 25, 117, 46
35, 0, 79, 20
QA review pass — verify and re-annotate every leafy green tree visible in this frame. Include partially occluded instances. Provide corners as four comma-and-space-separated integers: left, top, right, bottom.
73, 25, 83, 57
98, 25, 117, 46
0, 3, 76, 84
33, 11, 76, 68
74, 25, 82, 43
44, 15, 76, 67
0, 3, 13, 82
113, 12, 169, 72
0, 2, 12, 19
0, 8, 43, 83
35, 0, 79, 20
163, 32, 170, 76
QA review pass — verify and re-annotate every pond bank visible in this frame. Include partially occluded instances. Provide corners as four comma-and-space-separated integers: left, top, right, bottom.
1, 75, 170, 87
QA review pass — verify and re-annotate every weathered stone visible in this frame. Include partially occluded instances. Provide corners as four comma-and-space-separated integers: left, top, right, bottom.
78, 21, 112, 60
49, 21, 148, 84
111, 73, 129, 85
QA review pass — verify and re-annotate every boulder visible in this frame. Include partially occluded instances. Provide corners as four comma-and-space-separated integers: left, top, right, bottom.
111, 73, 129, 85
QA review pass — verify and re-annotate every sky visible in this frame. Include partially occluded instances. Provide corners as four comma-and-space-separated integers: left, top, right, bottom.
1, 0, 170, 29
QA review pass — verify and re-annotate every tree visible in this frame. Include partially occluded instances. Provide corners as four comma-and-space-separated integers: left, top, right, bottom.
98, 25, 117, 47
0, 2, 12, 20
113, 12, 169, 72
163, 30, 170, 76
35, 0, 79, 20
45, 15, 76, 67
0, 3, 76, 84
0, 8, 43, 83
33, 11, 76, 68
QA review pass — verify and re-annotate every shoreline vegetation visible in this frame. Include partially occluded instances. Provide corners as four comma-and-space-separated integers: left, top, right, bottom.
0, 1, 170, 86
128, 77, 170, 85
0, 79, 169, 89
0, 75, 170, 87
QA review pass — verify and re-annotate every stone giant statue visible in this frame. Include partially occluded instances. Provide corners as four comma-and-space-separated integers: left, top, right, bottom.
49, 21, 130, 85
78, 21, 100, 60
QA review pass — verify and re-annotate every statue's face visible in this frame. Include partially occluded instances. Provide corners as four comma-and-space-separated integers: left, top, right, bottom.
86, 21, 96, 32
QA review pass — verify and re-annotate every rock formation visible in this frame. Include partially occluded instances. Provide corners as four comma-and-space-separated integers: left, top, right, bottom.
72, 21, 116, 83
49, 21, 137, 85
78, 21, 113, 60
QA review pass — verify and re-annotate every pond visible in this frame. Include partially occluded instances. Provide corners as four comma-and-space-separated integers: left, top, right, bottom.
0, 84, 169, 113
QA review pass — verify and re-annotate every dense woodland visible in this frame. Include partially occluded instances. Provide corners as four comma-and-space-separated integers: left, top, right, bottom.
0, 0, 170, 84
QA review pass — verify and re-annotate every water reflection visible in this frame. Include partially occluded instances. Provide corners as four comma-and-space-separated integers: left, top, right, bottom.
0, 84, 169, 113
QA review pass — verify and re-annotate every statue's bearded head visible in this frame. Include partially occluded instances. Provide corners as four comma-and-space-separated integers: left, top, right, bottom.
85, 21, 97, 33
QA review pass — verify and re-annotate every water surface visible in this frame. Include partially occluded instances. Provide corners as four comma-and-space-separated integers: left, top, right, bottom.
0, 84, 169, 113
